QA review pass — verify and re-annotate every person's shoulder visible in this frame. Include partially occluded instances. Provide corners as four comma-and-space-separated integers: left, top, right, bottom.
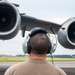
53, 65, 67, 75
4, 62, 26, 75
47, 63, 67, 75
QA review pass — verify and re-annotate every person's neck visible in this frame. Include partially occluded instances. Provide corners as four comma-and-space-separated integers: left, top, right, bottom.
29, 52, 46, 60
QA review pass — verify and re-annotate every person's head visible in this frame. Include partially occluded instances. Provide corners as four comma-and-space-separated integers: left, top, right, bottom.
27, 27, 51, 55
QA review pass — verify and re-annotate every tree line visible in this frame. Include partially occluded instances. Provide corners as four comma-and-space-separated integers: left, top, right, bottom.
16, 54, 75, 58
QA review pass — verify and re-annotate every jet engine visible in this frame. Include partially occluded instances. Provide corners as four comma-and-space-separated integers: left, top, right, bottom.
58, 18, 75, 49
0, 1, 21, 40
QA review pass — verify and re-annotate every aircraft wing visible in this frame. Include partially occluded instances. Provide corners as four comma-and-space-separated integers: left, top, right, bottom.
21, 15, 60, 34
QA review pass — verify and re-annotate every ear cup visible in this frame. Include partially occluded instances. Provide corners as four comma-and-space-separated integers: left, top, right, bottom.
27, 41, 31, 54
47, 42, 56, 54
22, 41, 31, 54
51, 43, 56, 54
22, 41, 27, 54
47, 41, 51, 54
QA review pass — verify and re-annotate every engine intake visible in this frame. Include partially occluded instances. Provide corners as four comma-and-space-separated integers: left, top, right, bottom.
68, 22, 75, 43
0, 1, 21, 40
58, 18, 75, 49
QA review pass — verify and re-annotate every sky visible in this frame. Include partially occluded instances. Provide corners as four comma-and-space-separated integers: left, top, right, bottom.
0, 0, 75, 56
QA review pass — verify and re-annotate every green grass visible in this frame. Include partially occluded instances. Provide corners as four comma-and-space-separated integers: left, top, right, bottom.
0, 57, 28, 62
0, 57, 75, 62
46, 58, 75, 62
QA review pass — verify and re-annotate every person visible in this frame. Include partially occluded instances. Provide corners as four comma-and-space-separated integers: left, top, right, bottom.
4, 27, 67, 75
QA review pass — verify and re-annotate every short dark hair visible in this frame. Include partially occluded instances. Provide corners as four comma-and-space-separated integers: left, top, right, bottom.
29, 33, 50, 54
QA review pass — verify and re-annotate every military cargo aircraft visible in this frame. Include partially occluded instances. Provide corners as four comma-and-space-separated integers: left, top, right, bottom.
0, 0, 75, 75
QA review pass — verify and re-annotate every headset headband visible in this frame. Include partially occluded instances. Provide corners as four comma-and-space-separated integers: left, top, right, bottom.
29, 27, 47, 37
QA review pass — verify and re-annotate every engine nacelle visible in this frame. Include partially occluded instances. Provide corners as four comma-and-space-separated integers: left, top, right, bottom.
58, 18, 75, 49
0, 1, 21, 40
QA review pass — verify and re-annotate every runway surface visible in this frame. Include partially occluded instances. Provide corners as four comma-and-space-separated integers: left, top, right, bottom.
0, 61, 75, 75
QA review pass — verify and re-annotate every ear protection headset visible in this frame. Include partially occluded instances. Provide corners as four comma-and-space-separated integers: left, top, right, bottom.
23, 27, 56, 54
